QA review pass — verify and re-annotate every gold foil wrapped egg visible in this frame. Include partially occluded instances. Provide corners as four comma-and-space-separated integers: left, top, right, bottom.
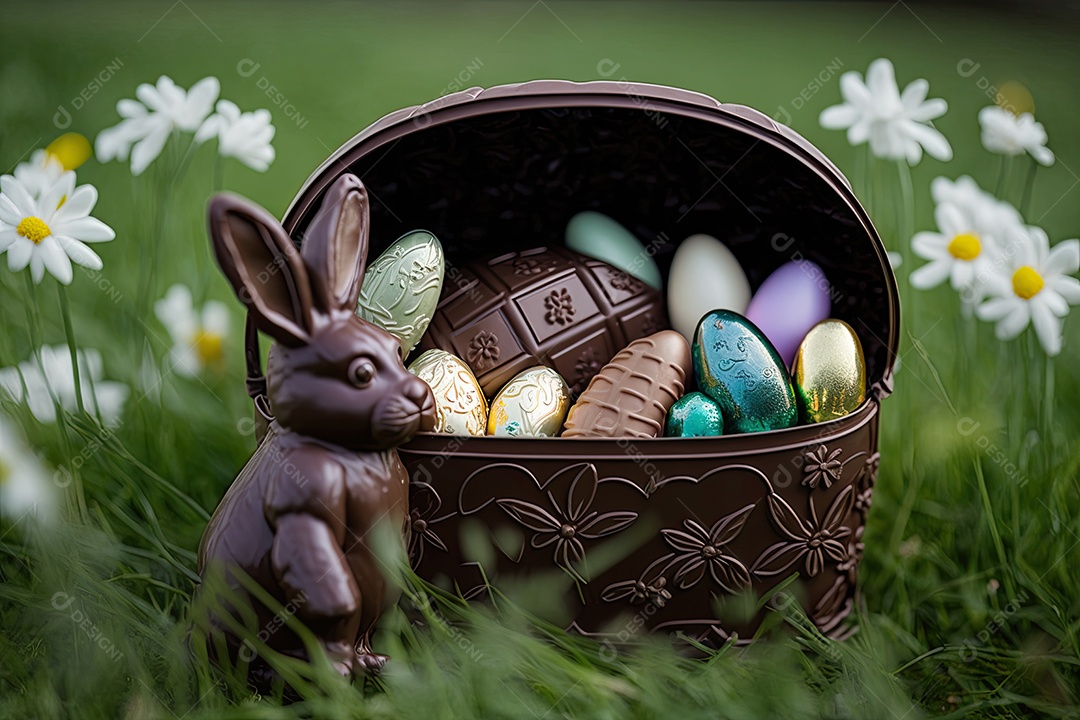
407, 349, 487, 436
357, 230, 445, 354
791, 319, 866, 423
487, 367, 571, 437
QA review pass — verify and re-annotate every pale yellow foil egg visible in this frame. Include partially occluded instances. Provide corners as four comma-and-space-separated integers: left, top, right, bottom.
792, 319, 866, 423
487, 367, 571, 437
407, 349, 487, 436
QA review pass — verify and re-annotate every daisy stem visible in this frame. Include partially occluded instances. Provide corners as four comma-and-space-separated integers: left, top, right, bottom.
1043, 354, 1055, 469
1019, 157, 1038, 219
993, 155, 1008, 198
56, 283, 85, 415
213, 154, 225, 193
855, 144, 868, 209
21, 273, 63, 414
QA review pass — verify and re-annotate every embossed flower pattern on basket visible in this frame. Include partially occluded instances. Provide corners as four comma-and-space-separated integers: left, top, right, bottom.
543, 288, 575, 325
601, 576, 672, 607
751, 485, 854, 578
465, 330, 500, 371
837, 525, 864, 585
802, 445, 844, 489
407, 482, 449, 566
662, 506, 754, 592
495, 464, 637, 582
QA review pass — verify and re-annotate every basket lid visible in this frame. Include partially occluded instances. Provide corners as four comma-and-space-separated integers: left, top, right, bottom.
282, 80, 898, 396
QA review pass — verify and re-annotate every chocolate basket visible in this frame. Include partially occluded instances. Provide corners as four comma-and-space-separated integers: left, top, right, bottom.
270, 80, 899, 649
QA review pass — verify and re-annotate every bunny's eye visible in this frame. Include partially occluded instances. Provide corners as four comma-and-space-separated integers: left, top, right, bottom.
348, 357, 377, 388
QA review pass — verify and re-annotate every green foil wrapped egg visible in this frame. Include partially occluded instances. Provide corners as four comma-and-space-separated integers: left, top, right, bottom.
357, 230, 444, 354
407, 349, 487, 436
792, 319, 866, 423
487, 367, 571, 437
664, 392, 723, 437
692, 310, 798, 434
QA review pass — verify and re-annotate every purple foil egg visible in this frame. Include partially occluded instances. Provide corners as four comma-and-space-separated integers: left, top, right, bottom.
745, 261, 832, 367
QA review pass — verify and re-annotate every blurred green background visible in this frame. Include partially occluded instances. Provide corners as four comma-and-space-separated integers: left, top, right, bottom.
1, 1, 1079, 717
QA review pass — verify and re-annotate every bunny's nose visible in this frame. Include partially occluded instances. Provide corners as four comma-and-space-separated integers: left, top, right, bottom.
407, 378, 437, 432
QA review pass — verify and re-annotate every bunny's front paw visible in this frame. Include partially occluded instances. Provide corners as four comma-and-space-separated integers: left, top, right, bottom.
354, 652, 389, 676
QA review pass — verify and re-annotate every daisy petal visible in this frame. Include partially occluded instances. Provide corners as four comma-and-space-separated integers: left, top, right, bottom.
1031, 144, 1055, 166
53, 185, 98, 223
904, 121, 953, 162
847, 118, 871, 145
0, 194, 23, 225
29, 254, 45, 284
55, 236, 103, 270
1050, 275, 1080, 304
1045, 239, 1080, 276
977, 296, 1017, 321
908, 97, 947, 123
0, 175, 36, 215
839, 71, 872, 107
900, 78, 929, 110
39, 236, 73, 284
910, 260, 951, 289
130, 124, 171, 176
53, 217, 114, 243
7, 239, 32, 271
996, 305, 1030, 339
820, 104, 859, 129
1030, 299, 1062, 355
866, 58, 898, 100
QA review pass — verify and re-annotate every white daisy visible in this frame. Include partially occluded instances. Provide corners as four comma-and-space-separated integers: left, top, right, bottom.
911, 177, 1028, 300
910, 202, 1000, 293
95, 76, 220, 176
978, 106, 1054, 167
0, 413, 56, 523
195, 100, 276, 171
0, 345, 128, 425
13, 149, 65, 200
0, 173, 114, 284
975, 227, 1080, 356
820, 58, 952, 165
154, 284, 230, 377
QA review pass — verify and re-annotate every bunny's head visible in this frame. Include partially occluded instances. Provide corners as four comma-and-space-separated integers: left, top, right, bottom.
209, 174, 436, 451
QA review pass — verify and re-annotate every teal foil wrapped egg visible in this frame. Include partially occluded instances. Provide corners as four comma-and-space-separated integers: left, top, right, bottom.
692, 310, 798, 433
565, 211, 662, 289
357, 230, 445, 354
664, 392, 723, 437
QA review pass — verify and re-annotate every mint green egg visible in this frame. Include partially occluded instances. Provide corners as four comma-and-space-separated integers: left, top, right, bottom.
664, 392, 723, 437
692, 310, 798, 434
565, 211, 662, 289
356, 230, 445, 354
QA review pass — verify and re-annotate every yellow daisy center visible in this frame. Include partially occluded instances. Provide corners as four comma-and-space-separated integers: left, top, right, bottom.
16, 216, 51, 244
1011, 266, 1044, 300
193, 331, 224, 366
947, 233, 982, 261
46, 133, 92, 172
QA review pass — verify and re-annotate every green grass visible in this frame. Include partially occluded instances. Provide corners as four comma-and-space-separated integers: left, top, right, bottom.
2, 1, 1079, 717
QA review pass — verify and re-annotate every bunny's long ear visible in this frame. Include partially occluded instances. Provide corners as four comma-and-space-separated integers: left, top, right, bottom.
208, 193, 315, 347
299, 174, 370, 315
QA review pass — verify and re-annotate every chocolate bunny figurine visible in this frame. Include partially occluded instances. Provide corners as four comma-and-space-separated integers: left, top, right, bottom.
197, 174, 436, 680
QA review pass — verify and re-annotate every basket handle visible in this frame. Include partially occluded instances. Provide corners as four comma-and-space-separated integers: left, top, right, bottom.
244, 311, 274, 443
